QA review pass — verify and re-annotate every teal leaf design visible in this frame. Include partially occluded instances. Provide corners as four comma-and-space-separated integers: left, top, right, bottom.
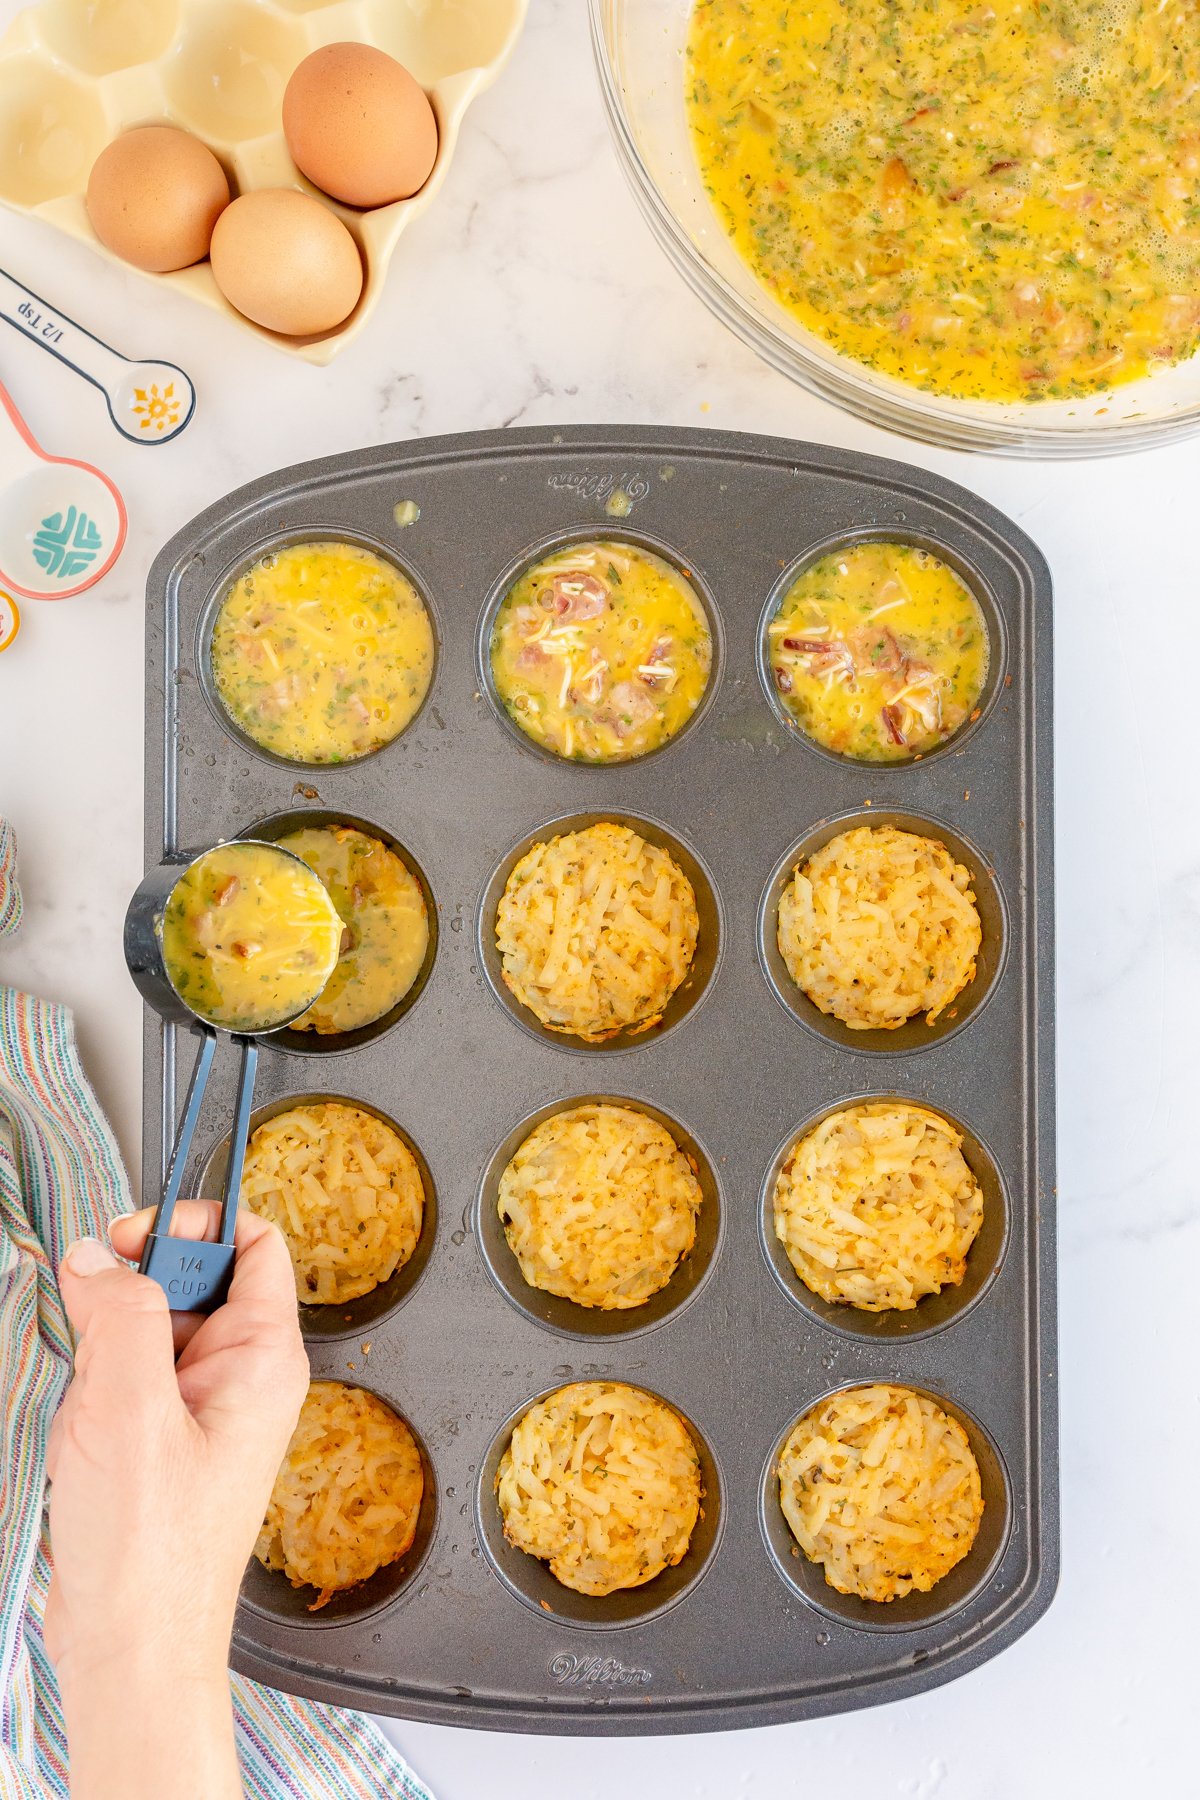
32, 506, 104, 580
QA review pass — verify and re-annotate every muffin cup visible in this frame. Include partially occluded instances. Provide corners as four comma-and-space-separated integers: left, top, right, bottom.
476, 1093, 723, 1340
237, 806, 437, 1056
240, 1388, 438, 1630
759, 1383, 1012, 1634
199, 1091, 436, 1342
480, 809, 722, 1053
759, 1093, 1010, 1342
476, 1383, 723, 1630
758, 808, 1008, 1056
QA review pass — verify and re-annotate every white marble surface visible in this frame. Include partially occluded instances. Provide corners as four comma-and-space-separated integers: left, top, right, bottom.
0, 1, 1196, 1794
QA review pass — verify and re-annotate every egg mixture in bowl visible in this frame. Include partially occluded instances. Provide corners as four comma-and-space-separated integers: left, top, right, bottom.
688, 0, 1200, 403
209, 540, 434, 765
489, 539, 713, 762
591, 0, 1200, 451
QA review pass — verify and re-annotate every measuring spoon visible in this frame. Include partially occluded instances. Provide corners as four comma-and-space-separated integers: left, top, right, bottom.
0, 269, 195, 445
0, 379, 126, 599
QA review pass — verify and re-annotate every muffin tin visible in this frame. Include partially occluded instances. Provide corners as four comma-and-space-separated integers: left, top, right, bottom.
0, 0, 526, 361
141, 424, 1057, 1732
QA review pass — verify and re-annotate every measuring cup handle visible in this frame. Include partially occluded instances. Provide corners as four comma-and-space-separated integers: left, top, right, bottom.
0, 268, 128, 395
139, 1026, 236, 1313
219, 1036, 258, 1247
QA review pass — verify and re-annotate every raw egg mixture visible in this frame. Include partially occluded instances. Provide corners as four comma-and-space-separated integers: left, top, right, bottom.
768, 542, 989, 761
489, 541, 713, 762
160, 842, 342, 1032
278, 824, 430, 1035
211, 541, 434, 765
686, 0, 1200, 401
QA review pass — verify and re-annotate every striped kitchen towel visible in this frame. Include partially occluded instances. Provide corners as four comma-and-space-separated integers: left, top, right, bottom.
0, 820, 20, 938
0, 828, 432, 1800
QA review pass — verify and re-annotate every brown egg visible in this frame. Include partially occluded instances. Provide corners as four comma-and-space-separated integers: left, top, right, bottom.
209, 189, 364, 337
282, 42, 438, 209
86, 125, 230, 272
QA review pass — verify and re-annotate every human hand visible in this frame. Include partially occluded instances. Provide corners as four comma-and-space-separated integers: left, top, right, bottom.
48, 1201, 308, 1800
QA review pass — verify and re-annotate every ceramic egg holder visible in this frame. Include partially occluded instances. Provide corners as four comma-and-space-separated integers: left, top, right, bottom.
0, 379, 125, 599
1, 269, 195, 443
0, 0, 527, 363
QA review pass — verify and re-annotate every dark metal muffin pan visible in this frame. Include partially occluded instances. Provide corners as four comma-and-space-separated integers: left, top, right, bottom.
141, 425, 1057, 1734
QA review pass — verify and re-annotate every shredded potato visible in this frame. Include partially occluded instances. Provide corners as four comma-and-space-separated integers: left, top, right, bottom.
256, 1382, 424, 1610
774, 1102, 983, 1311
499, 1103, 702, 1309
240, 1102, 423, 1305
496, 1381, 702, 1596
778, 1384, 984, 1602
495, 823, 699, 1041
778, 825, 982, 1029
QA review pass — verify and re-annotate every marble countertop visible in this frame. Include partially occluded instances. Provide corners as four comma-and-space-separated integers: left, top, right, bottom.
1, 1, 1194, 1794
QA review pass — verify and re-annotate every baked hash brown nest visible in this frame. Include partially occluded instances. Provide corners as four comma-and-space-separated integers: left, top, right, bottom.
777, 825, 982, 1029
499, 1102, 703, 1310
773, 1102, 983, 1312
256, 1382, 424, 1609
495, 822, 699, 1041
496, 1381, 702, 1596
240, 1102, 424, 1305
778, 1384, 984, 1603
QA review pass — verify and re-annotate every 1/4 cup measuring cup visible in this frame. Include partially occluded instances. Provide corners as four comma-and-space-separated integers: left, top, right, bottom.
123, 841, 340, 1312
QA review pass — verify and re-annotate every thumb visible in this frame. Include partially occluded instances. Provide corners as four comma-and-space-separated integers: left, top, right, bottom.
60, 1236, 180, 1413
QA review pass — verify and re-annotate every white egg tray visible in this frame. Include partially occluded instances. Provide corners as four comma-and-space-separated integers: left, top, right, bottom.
0, 0, 527, 362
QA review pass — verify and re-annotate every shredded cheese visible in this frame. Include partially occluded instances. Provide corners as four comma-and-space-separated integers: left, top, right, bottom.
496, 823, 699, 1041
778, 825, 982, 1029
256, 1382, 424, 1610
774, 1102, 983, 1311
778, 1384, 984, 1603
499, 1104, 703, 1309
497, 1382, 702, 1596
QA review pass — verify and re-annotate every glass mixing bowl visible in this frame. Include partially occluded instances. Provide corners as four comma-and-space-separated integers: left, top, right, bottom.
588, 0, 1200, 458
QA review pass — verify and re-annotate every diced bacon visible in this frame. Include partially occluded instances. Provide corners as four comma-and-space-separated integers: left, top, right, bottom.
214, 877, 240, 906
881, 704, 906, 746
551, 572, 608, 621
781, 635, 857, 685
515, 642, 551, 671
607, 681, 658, 731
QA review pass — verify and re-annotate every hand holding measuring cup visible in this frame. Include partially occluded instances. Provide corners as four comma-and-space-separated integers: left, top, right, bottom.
123, 839, 343, 1313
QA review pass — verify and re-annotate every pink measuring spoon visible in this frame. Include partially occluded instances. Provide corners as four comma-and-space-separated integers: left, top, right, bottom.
0, 379, 126, 599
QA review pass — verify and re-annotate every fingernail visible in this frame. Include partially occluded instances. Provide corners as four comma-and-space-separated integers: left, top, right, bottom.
64, 1236, 118, 1277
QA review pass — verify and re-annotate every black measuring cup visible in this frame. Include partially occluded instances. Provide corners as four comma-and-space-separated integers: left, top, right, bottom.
123, 840, 335, 1314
